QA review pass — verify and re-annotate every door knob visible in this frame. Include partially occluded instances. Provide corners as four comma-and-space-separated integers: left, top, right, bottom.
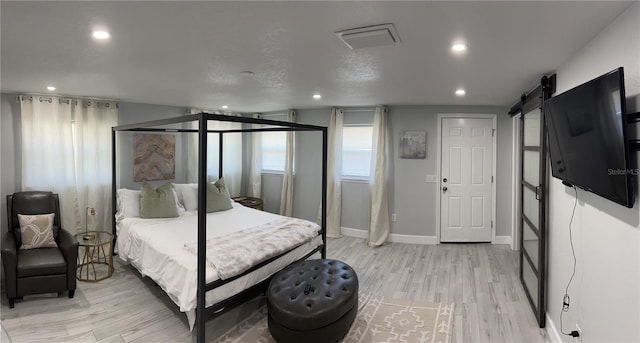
442, 186, 448, 192
443, 178, 448, 183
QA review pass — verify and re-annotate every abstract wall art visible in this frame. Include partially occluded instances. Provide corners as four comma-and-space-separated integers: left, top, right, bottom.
400, 131, 427, 159
133, 133, 175, 181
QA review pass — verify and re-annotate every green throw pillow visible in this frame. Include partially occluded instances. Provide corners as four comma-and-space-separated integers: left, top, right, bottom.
140, 182, 179, 218
207, 178, 233, 213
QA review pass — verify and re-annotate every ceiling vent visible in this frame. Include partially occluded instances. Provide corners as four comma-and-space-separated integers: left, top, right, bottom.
336, 23, 400, 50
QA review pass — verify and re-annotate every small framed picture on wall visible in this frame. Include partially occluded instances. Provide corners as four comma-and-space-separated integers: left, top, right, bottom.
400, 131, 426, 159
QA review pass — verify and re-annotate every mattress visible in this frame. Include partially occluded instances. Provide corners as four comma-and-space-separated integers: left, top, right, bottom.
116, 203, 322, 329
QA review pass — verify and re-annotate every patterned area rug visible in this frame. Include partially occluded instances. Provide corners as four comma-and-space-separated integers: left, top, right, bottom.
213, 293, 455, 343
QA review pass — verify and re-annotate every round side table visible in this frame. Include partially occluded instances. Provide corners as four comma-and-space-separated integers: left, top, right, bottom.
74, 231, 114, 282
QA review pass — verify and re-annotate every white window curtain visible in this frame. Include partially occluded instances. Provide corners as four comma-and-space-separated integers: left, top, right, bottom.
326, 107, 344, 238
368, 105, 391, 246
186, 109, 243, 196
248, 113, 262, 198
20, 96, 118, 233
279, 109, 295, 216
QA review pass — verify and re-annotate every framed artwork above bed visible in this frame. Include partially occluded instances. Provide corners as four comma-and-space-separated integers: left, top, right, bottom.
133, 133, 176, 181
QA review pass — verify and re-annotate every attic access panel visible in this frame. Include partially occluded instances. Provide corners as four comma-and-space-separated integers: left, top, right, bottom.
336, 23, 400, 50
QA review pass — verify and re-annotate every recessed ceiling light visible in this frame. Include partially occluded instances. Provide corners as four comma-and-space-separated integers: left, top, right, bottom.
46, 86, 56, 91
92, 30, 111, 40
451, 43, 467, 53
221, 105, 229, 109
313, 94, 322, 100
455, 88, 466, 97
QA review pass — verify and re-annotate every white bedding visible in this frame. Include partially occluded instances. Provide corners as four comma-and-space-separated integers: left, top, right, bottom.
116, 203, 322, 329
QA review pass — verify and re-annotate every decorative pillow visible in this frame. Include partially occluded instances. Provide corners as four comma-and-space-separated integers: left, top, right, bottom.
17, 213, 58, 250
139, 182, 179, 219
116, 186, 184, 221
178, 179, 233, 212
206, 178, 233, 213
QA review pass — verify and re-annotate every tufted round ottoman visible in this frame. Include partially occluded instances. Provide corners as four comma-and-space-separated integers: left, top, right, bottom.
267, 259, 358, 343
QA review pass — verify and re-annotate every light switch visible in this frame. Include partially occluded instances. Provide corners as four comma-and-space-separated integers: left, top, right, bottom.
425, 174, 438, 183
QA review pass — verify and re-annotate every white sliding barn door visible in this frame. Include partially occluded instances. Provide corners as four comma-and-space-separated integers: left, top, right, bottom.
440, 118, 494, 242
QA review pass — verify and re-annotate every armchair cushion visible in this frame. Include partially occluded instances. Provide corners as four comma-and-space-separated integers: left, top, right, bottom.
17, 248, 66, 278
17, 213, 58, 250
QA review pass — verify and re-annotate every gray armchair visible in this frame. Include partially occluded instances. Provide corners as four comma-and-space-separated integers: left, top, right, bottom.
1, 191, 78, 308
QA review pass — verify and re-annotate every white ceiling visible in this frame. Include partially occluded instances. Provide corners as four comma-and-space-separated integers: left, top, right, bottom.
1, 1, 633, 113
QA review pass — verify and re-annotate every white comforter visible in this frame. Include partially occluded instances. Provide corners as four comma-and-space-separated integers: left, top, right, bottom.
184, 217, 319, 280
116, 203, 322, 329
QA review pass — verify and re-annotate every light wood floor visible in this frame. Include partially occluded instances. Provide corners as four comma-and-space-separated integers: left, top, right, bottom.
0, 237, 549, 342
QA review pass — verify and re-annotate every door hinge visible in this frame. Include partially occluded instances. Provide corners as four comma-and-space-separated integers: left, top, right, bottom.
492, 129, 495, 137
491, 176, 494, 183
491, 220, 493, 228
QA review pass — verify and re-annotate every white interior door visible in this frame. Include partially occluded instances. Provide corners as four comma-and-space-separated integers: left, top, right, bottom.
440, 117, 494, 242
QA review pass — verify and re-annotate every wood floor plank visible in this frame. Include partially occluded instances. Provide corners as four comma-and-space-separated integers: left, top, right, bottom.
1, 236, 549, 342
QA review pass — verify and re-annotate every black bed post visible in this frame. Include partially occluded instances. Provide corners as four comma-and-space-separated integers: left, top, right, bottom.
218, 132, 224, 179
321, 127, 328, 259
196, 114, 207, 343
111, 128, 117, 252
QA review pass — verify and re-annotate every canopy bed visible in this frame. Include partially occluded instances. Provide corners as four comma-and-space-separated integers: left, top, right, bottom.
111, 113, 327, 343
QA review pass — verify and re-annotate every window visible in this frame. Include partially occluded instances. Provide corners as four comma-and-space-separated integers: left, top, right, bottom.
342, 125, 373, 178
261, 131, 287, 172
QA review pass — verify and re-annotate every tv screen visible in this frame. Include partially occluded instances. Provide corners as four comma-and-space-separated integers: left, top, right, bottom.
545, 67, 634, 208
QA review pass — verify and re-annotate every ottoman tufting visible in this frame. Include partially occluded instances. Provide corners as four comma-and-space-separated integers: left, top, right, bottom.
267, 259, 358, 343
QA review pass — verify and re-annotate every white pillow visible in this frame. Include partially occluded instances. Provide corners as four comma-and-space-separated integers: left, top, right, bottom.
116, 187, 184, 222
173, 188, 186, 214
116, 189, 141, 222
173, 183, 198, 209
180, 185, 199, 211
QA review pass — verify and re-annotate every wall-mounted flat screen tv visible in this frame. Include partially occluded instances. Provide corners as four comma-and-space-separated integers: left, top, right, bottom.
545, 67, 634, 208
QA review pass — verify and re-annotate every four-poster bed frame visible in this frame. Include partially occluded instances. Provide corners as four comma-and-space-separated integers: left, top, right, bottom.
111, 113, 327, 343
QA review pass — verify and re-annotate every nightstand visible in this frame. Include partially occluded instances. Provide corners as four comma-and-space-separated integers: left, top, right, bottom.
74, 231, 114, 282
232, 196, 264, 210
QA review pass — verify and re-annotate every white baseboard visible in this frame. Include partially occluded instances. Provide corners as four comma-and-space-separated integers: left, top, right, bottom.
546, 313, 563, 343
341, 228, 511, 246
341, 227, 368, 239
340, 227, 438, 245
390, 233, 439, 245
493, 235, 512, 245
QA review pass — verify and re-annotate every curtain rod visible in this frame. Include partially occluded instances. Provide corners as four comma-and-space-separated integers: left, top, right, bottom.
260, 113, 286, 118
16, 95, 119, 107
343, 108, 376, 113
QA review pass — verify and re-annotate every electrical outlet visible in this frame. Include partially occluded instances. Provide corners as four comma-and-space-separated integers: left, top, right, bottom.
391, 213, 397, 222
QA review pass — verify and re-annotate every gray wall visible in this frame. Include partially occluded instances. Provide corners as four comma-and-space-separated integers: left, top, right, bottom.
1, 97, 513, 241
116, 102, 188, 189
1, 94, 22, 239
390, 105, 512, 238
1, 94, 21, 286
546, 3, 639, 342
291, 105, 512, 238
